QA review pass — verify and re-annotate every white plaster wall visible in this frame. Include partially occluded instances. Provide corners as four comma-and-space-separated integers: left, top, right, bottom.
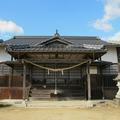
101, 47, 118, 63
0, 46, 11, 62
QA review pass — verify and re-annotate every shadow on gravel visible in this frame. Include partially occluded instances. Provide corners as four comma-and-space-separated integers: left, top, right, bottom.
0, 104, 12, 108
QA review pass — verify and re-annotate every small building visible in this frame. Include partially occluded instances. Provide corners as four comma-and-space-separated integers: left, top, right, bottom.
0, 32, 119, 100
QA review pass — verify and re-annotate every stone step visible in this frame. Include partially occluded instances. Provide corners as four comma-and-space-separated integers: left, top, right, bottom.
31, 91, 52, 94
26, 100, 93, 108
30, 88, 85, 100
30, 89, 52, 99
30, 93, 51, 96
29, 97, 51, 100
30, 95, 50, 97
31, 90, 54, 94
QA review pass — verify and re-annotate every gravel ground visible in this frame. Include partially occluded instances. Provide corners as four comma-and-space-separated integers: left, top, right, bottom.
0, 105, 120, 120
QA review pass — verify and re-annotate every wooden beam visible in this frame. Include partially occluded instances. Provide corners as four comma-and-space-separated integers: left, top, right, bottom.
87, 61, 91, 100
23, 63, 26, 99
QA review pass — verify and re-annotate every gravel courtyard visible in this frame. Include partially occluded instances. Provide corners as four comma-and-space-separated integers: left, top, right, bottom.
0, 105, 120, 120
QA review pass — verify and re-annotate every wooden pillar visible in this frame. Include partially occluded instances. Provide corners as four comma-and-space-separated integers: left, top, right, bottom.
8, 67, 13, 99
68, 64, 70, 88
29, 65, 32, 85
87, 61, 91, 100
23, 63, 26, 100
82, 66, 87, 100
100, 57, 104, 99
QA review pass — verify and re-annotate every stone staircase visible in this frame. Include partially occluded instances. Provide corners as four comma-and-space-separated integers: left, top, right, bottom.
29, 85, 85, 100
29, 87, 54, 100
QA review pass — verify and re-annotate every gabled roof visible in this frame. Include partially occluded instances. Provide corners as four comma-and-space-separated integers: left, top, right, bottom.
40, 32, 72, 46
4, 33, 108, 47
5, 33, 108, 60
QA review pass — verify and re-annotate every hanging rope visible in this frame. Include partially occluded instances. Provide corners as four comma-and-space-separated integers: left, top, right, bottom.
61, 70, 64, 75
23, 59, 90, 72
22, 59, 90, 95
47, 69, 50, 75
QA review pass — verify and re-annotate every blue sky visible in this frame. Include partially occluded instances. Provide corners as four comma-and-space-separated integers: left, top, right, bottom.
0, 0, 120, 42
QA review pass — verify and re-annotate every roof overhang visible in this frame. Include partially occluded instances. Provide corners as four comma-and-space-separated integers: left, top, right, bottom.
7, 48, 106, 60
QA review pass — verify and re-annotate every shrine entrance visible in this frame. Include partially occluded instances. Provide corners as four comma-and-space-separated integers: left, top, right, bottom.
27, 61, 88, 100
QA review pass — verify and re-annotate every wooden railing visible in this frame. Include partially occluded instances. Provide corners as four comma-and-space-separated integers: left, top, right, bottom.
0, 75, 31, 99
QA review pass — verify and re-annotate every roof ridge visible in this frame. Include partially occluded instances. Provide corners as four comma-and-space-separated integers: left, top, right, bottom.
13, 36, 99, 39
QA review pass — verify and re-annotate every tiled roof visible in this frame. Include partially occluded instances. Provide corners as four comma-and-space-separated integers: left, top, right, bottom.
4, 36, 108, 46
5, 35, 108, 60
